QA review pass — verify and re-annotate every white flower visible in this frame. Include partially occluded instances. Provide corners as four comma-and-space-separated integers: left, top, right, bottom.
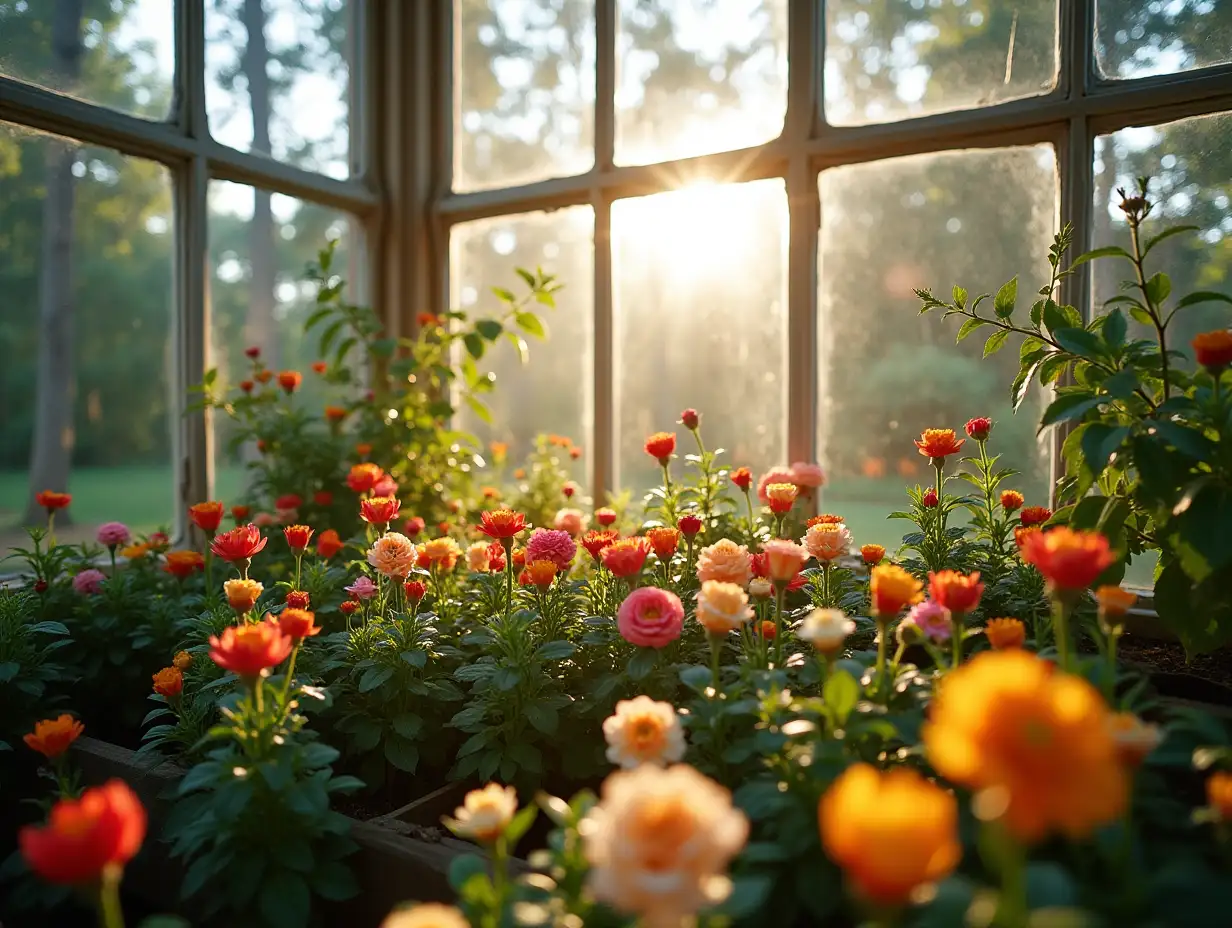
443, 783, 517, 842
694, 581, 753, 635
797, 608, 855, 655
748, 577, 773, 598
603, 696, 686, 769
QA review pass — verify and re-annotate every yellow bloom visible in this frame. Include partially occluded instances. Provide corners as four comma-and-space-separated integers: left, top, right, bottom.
602, 696, 686, 769
444, 783, 517, 843
417, 536, 463, 571
380, 903, 470, 928
172, 650, 194, 670
984, 617, 1026, 650
223, 578, 264, 614
119, 542, 151, 560
869, 564, 923, 618
695, 580, 753, 635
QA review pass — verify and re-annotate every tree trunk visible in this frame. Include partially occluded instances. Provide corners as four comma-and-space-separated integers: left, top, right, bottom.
242, 0, 278, 370
24, 0, 84, 525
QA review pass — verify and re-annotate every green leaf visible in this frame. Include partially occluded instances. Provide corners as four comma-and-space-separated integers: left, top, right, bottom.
475, 318, 503, 340
525, 702, 559, 735
514, 311, 545, 338
955, 317, 988, 342
448, 854, 489, 893
385, 735, 420, 772
463, 332, 485, 360
178, 761, 222, 796
952, 285, 967, 308
983, 329, 1010, 358
679, 664, 712, 693
1143, 224, 1199, 257
1052, 327, 1104, 359
715, 874, 775, 919
1079, 423, 1129, 479
505, 803, 538, 846
464, 394, 492, 425
401, 649, 428, 669
358, 665, 394, 693
1151, 419, 1213, 460
1145, 272, 1172, 306
823, 670, 860, 726
1069, 245, 1132, 269
1172, 290, 1232, 313
1043, 300, 1081, 334
259, 870, 309, 928
993, 276, 1018, 318
311, 861, 358, 902
533, 640, 576, 661
1040, 391, 1102, 428
1102, 308, 1127, 347
392, 713, 423, 739
491, 286, 516, 303
627, 647, 658, 680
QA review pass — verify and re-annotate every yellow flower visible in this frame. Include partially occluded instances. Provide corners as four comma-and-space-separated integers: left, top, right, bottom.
172, 650, 194, 670
869, 564, 923, 618
223, 578, 264, 614
695, 538, 752, 588
380, 903, 470, 928
694, 580, 753, 635
923, 650, 1127, 842
119, 542, 150, 560
417, 536, 463, 571
602, 696, 686, 769
465, 541, 491, 573
984, 617, 1026, 650
444, 783, 517, 843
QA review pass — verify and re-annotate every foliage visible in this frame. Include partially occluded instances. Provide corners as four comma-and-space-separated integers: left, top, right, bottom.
0, 588, 70, 753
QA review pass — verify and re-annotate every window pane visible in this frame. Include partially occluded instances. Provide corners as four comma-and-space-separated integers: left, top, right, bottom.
206, 0, 354, 179
825, 1, 1058, 126
452, 208, 595, 462
1092, 112, 1232, 586
0, 123, 174, 548
615, 0, 787, 166
0, 0, 174, 120
208, 181, 360, 501
455, 0, 595, 192
1096, 1, 1232, 79
613, 179, 787, 492
817, 146, 1057, 552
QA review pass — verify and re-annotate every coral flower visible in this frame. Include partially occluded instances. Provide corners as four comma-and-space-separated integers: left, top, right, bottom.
617, 587, 685, 648
1192, 329, 1232, 370
189, 500, 224, 533
316, 529, 343, 559
861, 543, 885, 566
1020, 527, 1115, 591
283, 524, 314, 554
19, 780, 146, 886
369, 532, 421, 577
554, 507, 588, 536
285, 590, 310, 609
73, 569, 106, 595
478, 508, 526, 540
756, 466, 796, 503
526, 528, 577, 571
255, 370, 272, 384
762, 539, 809, 584
524, 559, 558, 589
96, 522, 131, 548
1108, 713, 1162, 767
1000, 490, 1025, 512
339, 600, 360, 616
695, 580, 753, 635
1018, 505, 1052, 527
644, 431, 676, 463
765, 482, 798, 514
1206, 772, 1232, 822
466, 541, 493, 573
419, 536, 464, 572
677, 514, 703, 537
311, 361, 328, 374
36, 490, 72, 512
381, 903, 470, 928
790, 461, 826, 491
325, 405, 348, 423
172, 650, 193, 670
404, 580, 427, 603
602, 537, 651, 578
152, 666, 183, 698
646, 526, 681, 560
820, 763, 959, 905
444, 784, 518, 843
798, 608, 855, 655
760, 620, 777, 639
583, 764, 748, 927
1014, 526, 1041, 549
224, 578, 264, 614
346, 462, 384, 493
603, 696, 687, 769
486, 543, 506, 572
361, 496, 401, 526
923, 650, 1127, 842
904, 599, 953, 642
402, 516, 425, 537
278, 608, 321, 641
231, 505, 250, 523
208, 621, 293, 679
1096, 584, 1137, 619
870, 564, 924, 618
928, 570, 984, 614
985, 617, 1026, 650
965, 417, 993, 441
915, 428, 966, 461
211, 524, 267, 566
696, 538, 752, 587
680, 408, 700, 430
163, 550, 204, 579
277, 370, 302, 393
582, 529, 620, 562
24, 715, 84, 759
595, 507, 617, 527
808, 513, 845, 527
730, 467, 753, 491
804, 522, 852, 562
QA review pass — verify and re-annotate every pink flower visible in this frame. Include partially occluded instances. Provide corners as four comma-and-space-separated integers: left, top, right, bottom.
803, 522, 852, 562
373, 474, 399, 498
756, 466, 797, 504
761, 539, 809, 583
553, 508, 588, 536
904, 600, 952, 642
617, 587, 685, 648
254, 512, 278, 527
72, 569, 106, 595
345, 576, 379, 601
526, 528, 577, 572
95, 522, 131, 548
790, 461, 826, 491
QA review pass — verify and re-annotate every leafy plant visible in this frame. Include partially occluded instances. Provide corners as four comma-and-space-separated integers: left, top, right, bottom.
0, 589, 71, 753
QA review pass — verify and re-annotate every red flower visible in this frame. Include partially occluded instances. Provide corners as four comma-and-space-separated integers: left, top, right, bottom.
478, 508, 527, 540
417, 311, 441, 327
316, 529, 343, 559
595, 507, 617, 527
914, 428, 966, 462
275, 494, 303, 512
285, 590, 311, 609
163, 550, 204, 579
601, 538, 651, 578
278, 608, 321, 641
283, 524, 314, 554
511, 547, 527, 569
928, 570, 984, 614
581, 530, 619, 561
403, 516, 426, 537
361, 496, 401, 525
404, 580, 427, 602
231, 505, 251, 523
922, 488, 939, 508
1000, 490, 1024, 512
255, 370, 272, 384
346, 463, 384, 493
730, 467, 753, 491
678, 514, 703, 536
1019, 527, 1115, 590
189, 501, 224, 533
644, 431, 677, 464
211, 525, 268, 564
277, 370, 302, 394
760, 620, 777, 640
965, 417, 993, 442
208, 621, 292, 678
355, 442, 373, 458
680, 408, 700, 430
325, 405, 347, 423
33, 579, 48, 593
245, 346, 260, 358
20, 780, 146, 885
1192, 330, 1232, 370
646, 526, 680, 559
35, 490, 72, 513
240, 380, 255, 394
313, 490, 333, 507
339, 600, 360, 616
311, 361, 328, 374
1018, 505, 1052, 527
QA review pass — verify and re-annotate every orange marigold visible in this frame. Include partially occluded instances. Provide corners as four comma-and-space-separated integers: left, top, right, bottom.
35, 490, 72, 512
644, 431, 676, 463
860, 544, 885, 566
24, 715, 84, 759
163, 550, 205, 579
807, 513, 845, 527
869, 564, 923, 618
346, 462, 384, 493
1018, 505, 1052, 527
914, 428, 965, 461
1000, 490, 1025, 512
478, 508, 527, 540
189, 500, 224, 533
152, 666, 183, 698
601, 537, 651, 578
984, 617, 1026, 650
1192, 329, 1232, 370
277, 370, 302, 393
1206, 771, 1232, 822
523, 559, 558, 589
928, 570, 984, 615
1096, 584, 1137, 618
646, 526, 680, 559
1020, 527, 1115, 591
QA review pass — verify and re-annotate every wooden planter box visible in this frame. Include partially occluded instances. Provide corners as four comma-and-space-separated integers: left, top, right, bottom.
73, 738, 491, 927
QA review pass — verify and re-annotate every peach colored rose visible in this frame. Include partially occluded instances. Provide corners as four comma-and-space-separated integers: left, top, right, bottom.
367, 532, 418, 578
756, 465, 796, 503
761, 539, 809, 583
466, 541, 492, 573
602, 696, 686, 769
696, 538, 752, 588
695, 581, 753, 635
803, 522, 852, 562
553, 507, 588, 536
444, 783, 517, 843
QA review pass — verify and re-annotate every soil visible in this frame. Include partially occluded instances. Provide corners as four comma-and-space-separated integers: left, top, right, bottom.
1119, 638, 1232, 694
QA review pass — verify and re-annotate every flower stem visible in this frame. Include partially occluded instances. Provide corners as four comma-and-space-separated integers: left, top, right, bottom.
1052, 594, 1072, 672
773, 586, 786, 666
951, 612, 965, 670
875, 617, 889, 693
280, 642, 300, 709
293, 554, 302, 592
97, 870, 126, 928
502, 540, 514, 620
743, 489, 756, 544
709, 634, 723, 694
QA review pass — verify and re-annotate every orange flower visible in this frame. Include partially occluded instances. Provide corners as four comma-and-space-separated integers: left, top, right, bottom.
255, 369, 273, 384
278, 608, 321, 641
211, 525, 268, 564
1096, 584, 1137, 619
418, 536, 463, 572
807, 513, 845, 527
119, 542, 151, 560
417, 311, 442, 328
277, 370, 302, 393
582, 529, 619, 562
1000, 490, 1025, 512
35, 490, 71, 513
361, 496, 401, 525
760, 620, 777, 639
317, 528, 343, 559
1020, 527, 1115, 590
1206, 772, 1232, 822
1014, 526, 1041, 549
924, 650, 1127, 842
695, 538, 752, 587
172, 650, 193, 670
869, 564, 923, 618
482, 486, 502, 500
765, 482, 798, 514
19, 780, 146, 885
1108, 713, 1162, 767
646, 526, 680, 559
355, 442, 373, 458
152, 666, 183, 698
477, 508, 527, 540
602, 696, 686, 769
601, 537, 651, 578
860, 544, 885, 566
283, 524, 314, 554
311, 361, 328, 374
1018, 505, 1052, 527
224, 578, 264, 614
914, 428, 965, 461
382, 904, 470, 928
984, 617, 1026, 650
24, 715, 84, 759
644, 431, 676, 463
368, 532, 421, 577
928, 570, 984, 614
761, 539, 809, 584
489, 440, 508, 460
729, 467, 753, 491
346, 462, 384, 493
820, 763, 960, 905
189, 500, 224, 533
163, 550, 205, 579
523, 559, 558, 588
231, 504, 250, 523
208, 621, 293, 679
325, 405, 348, 423
1192, 329, 1232, 370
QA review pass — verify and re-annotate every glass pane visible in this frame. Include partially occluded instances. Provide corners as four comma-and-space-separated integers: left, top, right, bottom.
208, 181, 359, 501
613, 179, 787, 492
1096, 1, 1232, 79
0, 0, 174, 120
615, 0, 787, 166
817, 146, 1057, 553
0, 122, 174, 549
455, 0, 595, 192
1092, 112, 1232, 585
205, 0, 354, 179
452, 207, 595, 462
825, 1, 1058, 126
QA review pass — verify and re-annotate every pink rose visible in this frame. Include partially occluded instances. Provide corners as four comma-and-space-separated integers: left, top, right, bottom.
373, 475, 399, 498
72, 568, 106, 595
345, 575, 379, 601
96, 522, 131, 548
789, 461, 826, 491
553, 508, 587, 536
905, 599, 952, 642
756, 466, 797, 504
617, 587, 684, 648
526, 528, 577, 571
